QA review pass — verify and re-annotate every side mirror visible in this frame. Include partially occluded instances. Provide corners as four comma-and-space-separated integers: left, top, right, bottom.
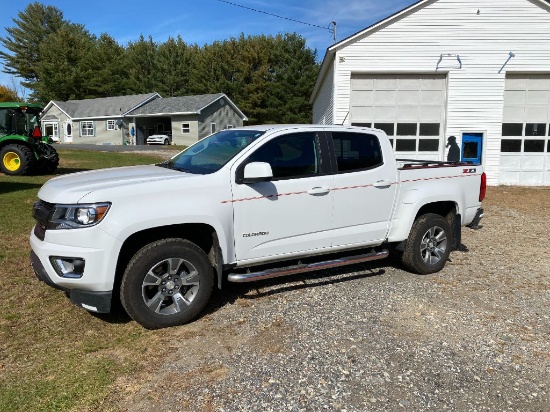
241, 162, 273, 184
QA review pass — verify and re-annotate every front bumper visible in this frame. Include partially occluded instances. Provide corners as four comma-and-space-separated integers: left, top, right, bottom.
29, 225, 121, 313
31, 250, 112, 313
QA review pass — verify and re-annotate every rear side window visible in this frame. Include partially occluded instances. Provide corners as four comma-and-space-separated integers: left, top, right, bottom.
331, 132, 383, 172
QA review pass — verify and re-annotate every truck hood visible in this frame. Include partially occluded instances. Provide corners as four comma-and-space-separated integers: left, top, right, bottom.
38, 165, 193, 204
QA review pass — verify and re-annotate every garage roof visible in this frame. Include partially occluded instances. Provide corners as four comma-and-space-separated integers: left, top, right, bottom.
127, 93, 247, 120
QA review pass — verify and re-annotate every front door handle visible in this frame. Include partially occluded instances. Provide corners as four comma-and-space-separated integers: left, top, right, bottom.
307, 186, 330, 196
373, 180, 392, 188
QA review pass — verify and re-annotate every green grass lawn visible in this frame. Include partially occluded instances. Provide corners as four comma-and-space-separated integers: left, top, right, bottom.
0, 149, 174, 411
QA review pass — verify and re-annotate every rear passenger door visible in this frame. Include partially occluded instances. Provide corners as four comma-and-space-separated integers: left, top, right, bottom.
328, 130, 398, 247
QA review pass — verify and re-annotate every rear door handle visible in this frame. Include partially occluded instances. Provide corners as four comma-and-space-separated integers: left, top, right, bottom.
373, 180, 392, 188
307, 186, 330, 196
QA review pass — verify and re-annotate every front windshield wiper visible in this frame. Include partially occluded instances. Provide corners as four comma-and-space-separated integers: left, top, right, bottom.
156, 162, 194, 173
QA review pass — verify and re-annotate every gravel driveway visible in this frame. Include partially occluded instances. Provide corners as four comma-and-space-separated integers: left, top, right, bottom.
118, 187, 550, 412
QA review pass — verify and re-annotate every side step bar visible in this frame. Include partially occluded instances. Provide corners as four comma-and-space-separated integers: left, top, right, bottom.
227, 249, 389, 283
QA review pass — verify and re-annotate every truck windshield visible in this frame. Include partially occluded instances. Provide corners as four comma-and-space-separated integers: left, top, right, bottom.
160, 129, 265, 174
0, 107, 41, 137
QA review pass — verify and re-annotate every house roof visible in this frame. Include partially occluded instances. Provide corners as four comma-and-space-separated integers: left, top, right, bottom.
127, 93, 248, 120
43, 93, 160, 120
310, 0, 550, 103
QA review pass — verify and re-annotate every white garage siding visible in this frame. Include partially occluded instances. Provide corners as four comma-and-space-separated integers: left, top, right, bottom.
312, 61, 335, 125
313, 0, 550, 185
500, 74, 550, 185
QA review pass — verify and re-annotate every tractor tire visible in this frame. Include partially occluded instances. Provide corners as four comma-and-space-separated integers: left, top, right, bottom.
35, 141, 60, 174
0, 144, 36, 176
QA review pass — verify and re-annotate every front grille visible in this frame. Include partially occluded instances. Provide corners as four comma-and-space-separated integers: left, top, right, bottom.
32, 200, 54, 241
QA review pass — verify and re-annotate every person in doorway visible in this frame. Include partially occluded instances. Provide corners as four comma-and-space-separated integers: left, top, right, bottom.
446, 135, 460, 162
130, 126, 135, 145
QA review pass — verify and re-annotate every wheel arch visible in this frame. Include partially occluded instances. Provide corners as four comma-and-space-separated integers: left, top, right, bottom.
114, 223, 223, 300
388, 199, 459, 246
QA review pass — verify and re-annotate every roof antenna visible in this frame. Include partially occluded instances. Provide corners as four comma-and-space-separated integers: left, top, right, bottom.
340, 110, 349, 125
328, 21, 337, 42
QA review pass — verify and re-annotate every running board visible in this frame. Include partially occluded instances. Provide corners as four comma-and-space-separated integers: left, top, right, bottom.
227, 249, 389, 283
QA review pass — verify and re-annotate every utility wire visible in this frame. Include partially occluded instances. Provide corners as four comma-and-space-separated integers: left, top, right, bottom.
218, 0, 336, 41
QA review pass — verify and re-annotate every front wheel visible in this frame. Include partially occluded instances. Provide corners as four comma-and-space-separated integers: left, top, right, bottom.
121, 239, 214, 329
402, 213, 452, 275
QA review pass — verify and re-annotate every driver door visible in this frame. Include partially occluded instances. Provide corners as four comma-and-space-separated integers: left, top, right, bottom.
231, 130, 334, 262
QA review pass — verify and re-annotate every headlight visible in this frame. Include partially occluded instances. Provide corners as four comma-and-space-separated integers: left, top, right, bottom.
48, 203, 111, 229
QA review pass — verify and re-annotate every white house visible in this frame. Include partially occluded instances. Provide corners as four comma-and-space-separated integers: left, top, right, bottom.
311, 0, 550, 185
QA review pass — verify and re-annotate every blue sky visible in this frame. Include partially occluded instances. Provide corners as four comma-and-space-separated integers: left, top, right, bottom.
0, 0, 417, 93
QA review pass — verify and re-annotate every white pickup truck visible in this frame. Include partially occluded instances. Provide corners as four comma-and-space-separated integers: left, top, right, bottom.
30, 125, 485, 329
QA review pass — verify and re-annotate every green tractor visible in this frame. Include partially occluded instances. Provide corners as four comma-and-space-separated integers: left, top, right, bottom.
0, 102, 59, 176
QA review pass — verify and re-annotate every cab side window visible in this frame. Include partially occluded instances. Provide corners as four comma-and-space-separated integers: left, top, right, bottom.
331, 132, 383, 172
247, 132, 320, 180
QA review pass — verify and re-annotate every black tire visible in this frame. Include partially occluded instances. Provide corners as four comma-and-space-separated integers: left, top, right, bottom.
0, 144, 36, 176
120, 239, 214, 329
402, 213, 452, 275
42, 152, 59, 174
163, 139, 169, 145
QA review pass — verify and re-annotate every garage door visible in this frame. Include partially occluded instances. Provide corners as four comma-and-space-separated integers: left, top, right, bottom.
350, 74, 447, 161
500, 74, 550, 185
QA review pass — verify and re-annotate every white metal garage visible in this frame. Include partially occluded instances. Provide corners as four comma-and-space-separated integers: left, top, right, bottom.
311, 0, 550, 186
500, 74, 550, 185
349, 74, 446, 161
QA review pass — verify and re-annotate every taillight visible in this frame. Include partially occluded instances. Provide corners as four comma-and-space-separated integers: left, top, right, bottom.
479, 172, 486, 202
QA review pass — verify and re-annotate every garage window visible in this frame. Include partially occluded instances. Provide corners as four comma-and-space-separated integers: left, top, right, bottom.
502, 123, 523, 136
374, 123, 394, 136
501, 140, 522, 152
525, 123, 546, 137
419, 123, 440, 136
524, 140, 545, 152
396, 123, 417, 136
182, 123, 190, 133
395, 139, 416, 152
418, 139, 439, 151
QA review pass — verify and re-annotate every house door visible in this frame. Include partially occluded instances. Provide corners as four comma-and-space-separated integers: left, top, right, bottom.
461, 133, 483, 164
42, 122, 59, 143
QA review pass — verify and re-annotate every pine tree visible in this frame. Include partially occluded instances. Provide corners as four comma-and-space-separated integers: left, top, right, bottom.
0, 2, 65, 88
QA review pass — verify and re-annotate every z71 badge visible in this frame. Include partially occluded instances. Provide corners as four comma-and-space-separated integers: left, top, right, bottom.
463, 168, 476, 174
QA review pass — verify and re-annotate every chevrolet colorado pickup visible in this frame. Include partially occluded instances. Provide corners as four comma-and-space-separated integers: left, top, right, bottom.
30, 125, 485, 329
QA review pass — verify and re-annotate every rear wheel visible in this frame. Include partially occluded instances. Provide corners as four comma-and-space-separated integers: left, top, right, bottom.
0, 144, 36, 175
163, 138, 169, 145
121, 239, 214, 329
402, 213, 451, 274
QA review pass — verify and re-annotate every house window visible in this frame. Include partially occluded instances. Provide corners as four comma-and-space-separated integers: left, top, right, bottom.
226, 125, 234, 129
106, 120, 116, 130
80, 121, 94, 136
182, 123, 190, 133
211, 123, 217, 134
